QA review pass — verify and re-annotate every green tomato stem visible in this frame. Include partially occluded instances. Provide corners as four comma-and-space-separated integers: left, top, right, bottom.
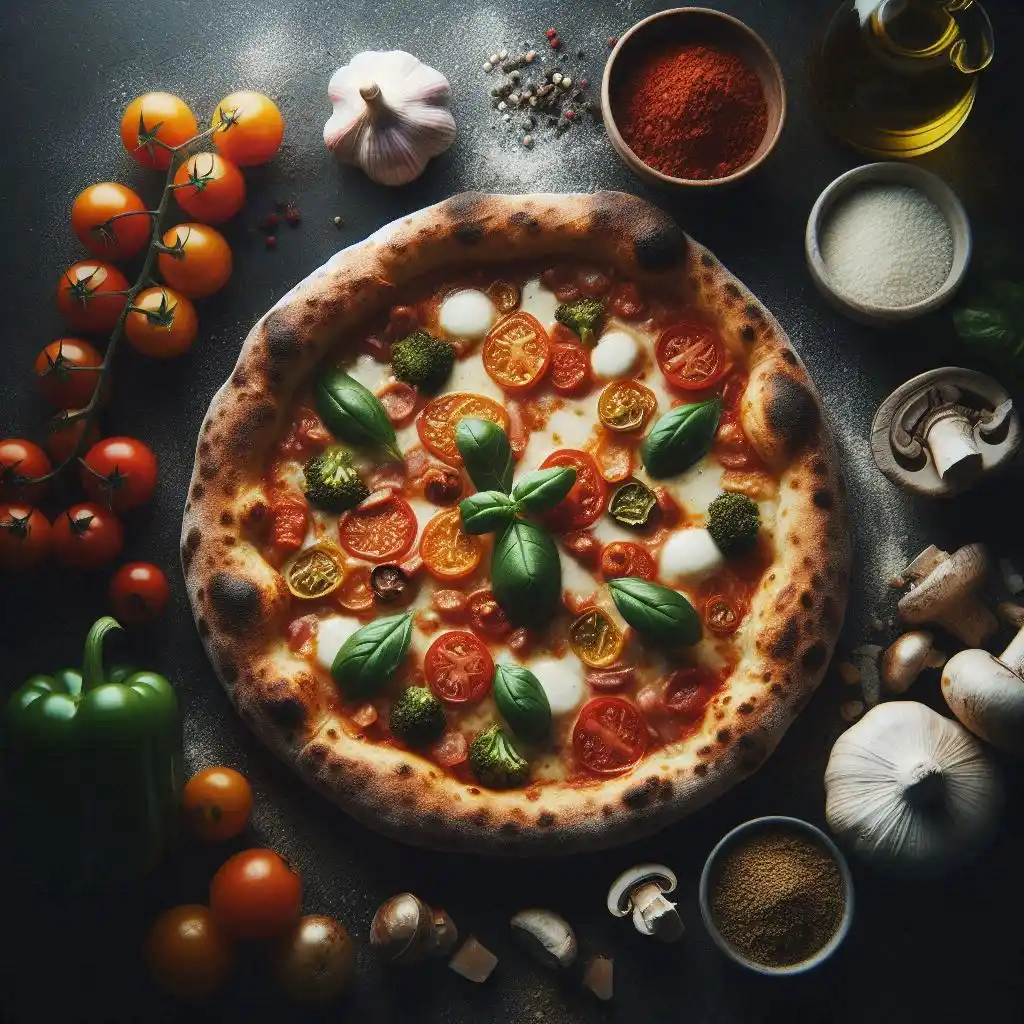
81, 616, 124, 692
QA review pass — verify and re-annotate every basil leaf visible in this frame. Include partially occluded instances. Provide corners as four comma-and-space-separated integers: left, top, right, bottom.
456, 418, 514, 493
330, 612, 412, 698
607, 577, 701, 645
458, 491, 518, 535
494, 663, 551, 741
492, 520, 561, 626
511, 467, 577, 514
642, 398, 722, 479
609, 481, 656, 527
315, 368, 401, 462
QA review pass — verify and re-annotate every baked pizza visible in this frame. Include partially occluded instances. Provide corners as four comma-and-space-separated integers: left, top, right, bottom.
182, 192, 849, 854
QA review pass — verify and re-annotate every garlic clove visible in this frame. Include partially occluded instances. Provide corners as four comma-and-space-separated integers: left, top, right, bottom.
942, 648, 1024, 755
881, 631, 946, 693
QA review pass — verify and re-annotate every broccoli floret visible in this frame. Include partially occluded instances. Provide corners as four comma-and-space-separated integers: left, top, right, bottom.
389, 686, 446, 746
555, 298, 606, 346
707, 491, 761, 555
469, 724, 529, 789
303, 446, 369, 512
391, 330, 455, 392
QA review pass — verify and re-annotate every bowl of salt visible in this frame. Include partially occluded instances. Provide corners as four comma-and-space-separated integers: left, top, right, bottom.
805, 162, 971, 326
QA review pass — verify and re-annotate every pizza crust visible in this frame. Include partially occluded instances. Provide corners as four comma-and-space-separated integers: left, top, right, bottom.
181, 191, 849, 854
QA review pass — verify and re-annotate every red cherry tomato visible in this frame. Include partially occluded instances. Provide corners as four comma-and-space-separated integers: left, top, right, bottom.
209, 849, 302, 940
539, 450, 607, 532
467, 589, 512, 640
109, 562, 170, 624
145, 904, 234, 1001
51, 503, 124, 569
424, 630, 495, 704
600, 541, 657, 580
0, 504, 51, 570
45, 409, 101, 464
573, 697, 648, 776
548, 342, 591, 395
71, 183, 150, 261
482, 312, 551, 391
338, 491, 417, 563
81, 436, 158, 512
0, 439, 51, 504
656, 321, 727, 390
704, 594, 741, 636
34, 339, 103, 408
56, 261, 130, 334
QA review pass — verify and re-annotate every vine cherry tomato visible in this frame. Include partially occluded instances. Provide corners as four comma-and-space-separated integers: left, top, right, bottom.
548, 342, 591, 395
173, 153, 246, 224
467, 588, 512, 640
145, 904, 234, 1000
0, 438, 51, 504
419, 508, 482, 580
656, 321, 727, 391
573, 697, 648, 776
126, 286, 199, 358
158, 223, 233, 298
71, 183, 150, 260
482, 311, 551, 391
45, 408, 101, 464
0, 504, 51, 570
416, 392, 509, 465
212, 91, 285, 166
56, 261, 129, 334
210, 848, 302, 940
81, 436, 158, 512
704, 594, 742, 636
539, 449, 607, 532
425, 630, 494, 704
51, 503, 124, 569
109, 561, 170, 623
600, 541, 657, 580
121, 93, 198, 170
34, 339, 103, 408
182, 766, 254, 841
338, 491, 417, 562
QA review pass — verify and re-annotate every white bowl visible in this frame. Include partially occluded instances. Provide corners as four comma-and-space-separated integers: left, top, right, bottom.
805, 162, 971, 326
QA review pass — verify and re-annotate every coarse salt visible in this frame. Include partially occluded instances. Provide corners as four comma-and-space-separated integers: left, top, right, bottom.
820, 184, 954, 308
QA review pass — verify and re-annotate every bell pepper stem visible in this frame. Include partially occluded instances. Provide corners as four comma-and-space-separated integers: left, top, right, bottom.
82, 616, 124, 692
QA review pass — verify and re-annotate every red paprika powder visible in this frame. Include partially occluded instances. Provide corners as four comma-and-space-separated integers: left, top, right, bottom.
613, 43, 768, 180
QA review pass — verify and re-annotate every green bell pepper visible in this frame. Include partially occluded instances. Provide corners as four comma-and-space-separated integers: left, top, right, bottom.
5, 616, 181, 890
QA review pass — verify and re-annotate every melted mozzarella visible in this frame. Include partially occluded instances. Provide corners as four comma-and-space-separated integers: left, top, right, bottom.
520, 278, 559, 327
520, 406, 597, 473
439, 289, 495, 339
315, 615, 363, 669
407, 498, 442, 533
659, 528, 725, 583
346, 353, 385, 391
528, 656, 587, 716
591, 330, 639, 380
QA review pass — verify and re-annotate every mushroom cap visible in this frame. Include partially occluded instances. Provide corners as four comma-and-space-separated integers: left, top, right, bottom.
509, 909, 577, 969
942, 648, 1024, 755
899, 544, 989, 624
881, 631, 942, 693
606, 864, 677, 917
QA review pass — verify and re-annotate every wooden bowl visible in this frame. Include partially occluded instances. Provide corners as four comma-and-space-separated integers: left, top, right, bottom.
601, 8, 786, 188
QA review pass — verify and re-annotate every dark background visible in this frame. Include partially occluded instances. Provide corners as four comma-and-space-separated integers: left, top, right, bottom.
2, 1, 1022, 1021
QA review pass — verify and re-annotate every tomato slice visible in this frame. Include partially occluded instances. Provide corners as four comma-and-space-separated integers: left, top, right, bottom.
285, 544, 345, 599
425, 630, 494, 704
549, 342, 591, 395
600, 541, 656, 580
597, 380, 657, 433
608, 281, 647, 320
569, 609, 625, 668
656, 322, 726, 390
335, 563, 375, 612
573, 697, 647, 776
539, 450, 607, 532
270, 491, 308, 552
467, 588, 512, 640
417, 392, 509, 466
482, 312, 551, 391
419, 508, 482, 580
704, 594, 741, 635
338, 492, 417, 562
664, 668, 715, 723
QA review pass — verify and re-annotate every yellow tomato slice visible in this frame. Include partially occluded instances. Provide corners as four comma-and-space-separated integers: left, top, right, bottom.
569, 608, 625, 668
285, 544, 345, 599
482, 312, 551, 391
597, 380, 657, 433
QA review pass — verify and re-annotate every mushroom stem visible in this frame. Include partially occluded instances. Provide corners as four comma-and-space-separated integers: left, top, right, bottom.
359, 82, 389, 116
1000, 625, 1024, 676
934, 599, 998, 648
924, 407, 983, 481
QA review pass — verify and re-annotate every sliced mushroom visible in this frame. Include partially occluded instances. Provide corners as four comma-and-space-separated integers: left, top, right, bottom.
582, 956, 614, 1001
881, 631, 947, 693
607, 864, 683, 942
510, 909, 577, 969
448, 936, 498, 983
370, 894, 457, 965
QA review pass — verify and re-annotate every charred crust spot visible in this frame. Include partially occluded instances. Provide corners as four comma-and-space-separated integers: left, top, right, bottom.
697, 745, 714, 758
740, 324, 756, 343
700, 251, 714, 267
767, 375, 819, 453
813, 488, 834, 509
658, 781, 674, 801
694, 762, 709, 777
800, 591, 814, 609
634, 217, 687, 272
223, 482, 237, 498
509, 210, 541, 233
738, 701, 754, 715
191, 483, 205, 501
802, 641, 828, 671
200, 462, 219, 481
197, 617, 209, 637
181, 527, 201, 570
781, 349, 798, 366
499, 822, 520, 836
203, 419, 214, 435
454, 222, 484, 245
623, 776, 659, 809
220, 511, 234, 526
232, 368, 247, 388
745, 302, 765, 321
198, 440, 211, 458
326, 727, 339, 741
209, 572, 261, 633
395, 763, 412, 777
770, 682, 785, 695
724, 282, 741, 299
738, 734, 768, 771
772, 617, 801, 659
264, 682, 306, 728
717, 728, 731, 744
538, 812, 555, 827
264, 311, 301, 363
223, 535, 236, 546
466, 786, 480, 795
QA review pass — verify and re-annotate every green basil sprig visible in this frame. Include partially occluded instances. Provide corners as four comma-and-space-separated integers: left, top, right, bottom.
494, 663, 552, 741
456, 417, 514, 493
315, 368, 401, 462
642, 398, 722, 479
492, 520, 561, 627
511, 467, 577, 515
607, 577, 701, 645
331, 612, 413, 698
458, 491, 518, 535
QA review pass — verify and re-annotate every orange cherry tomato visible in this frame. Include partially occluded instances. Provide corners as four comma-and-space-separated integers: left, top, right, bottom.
416, 392, 509, 465
419, 508, 482, 580
109, 562, 171, 624
121, 93, 198, 170
0, 438, 51, 504
81, 436, 158, 512
595, 437, 634, 484
482, 311, 551, 391
0, 504, 51, 570
56, 261, 130, 334
704, 594, 742, 636
334, 563, 375, 612
158, 223, 233, 298
212, 91, 284, 166
209, 848, 302, 940
656, 321, 727, 390
600, 541, 656, 580
145, 904, 234, 1000
548, 342, 592, 396
51, 503, 124, 569
539, 449, 607, 532
71, 183, 150, 260
573, 697, 648, 776
424, 630, 494, 704
45, 409, 100, 464
182, 766, 254, 841
34, 339, 103, 408
173, 153, 246, 224
338, 491, 417, 563
126, 286, 198, 358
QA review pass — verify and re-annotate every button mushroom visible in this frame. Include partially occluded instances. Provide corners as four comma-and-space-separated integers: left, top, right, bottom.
370, 893, 457, 965
897, 543, 997, 647
606, 864, 683, 942
509, 909, 577, 969
881, 631, 947, 693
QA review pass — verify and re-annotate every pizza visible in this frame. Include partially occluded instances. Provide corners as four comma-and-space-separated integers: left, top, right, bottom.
182, 192, 849, 854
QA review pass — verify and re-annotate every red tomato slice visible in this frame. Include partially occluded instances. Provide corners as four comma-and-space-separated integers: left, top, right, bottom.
657, 322, 726, 390
419, 508, 482, 580
425, 630, 494, 704
600, 541, 656, 580
270, 491, 308, 552
416, 392, 509, 466
573, 697, 647, 776
664, 668, 715, 723
548, 342, 591, 396
467, 589, 512, 640
338, 491, 417, 562
482, 312, 551, 392
721, 374, 748, 420
540, 449, 607, 532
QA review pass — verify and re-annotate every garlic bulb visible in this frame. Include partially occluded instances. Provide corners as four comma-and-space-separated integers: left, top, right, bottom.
824, 701, 1002, 874
324, 50, 456, 186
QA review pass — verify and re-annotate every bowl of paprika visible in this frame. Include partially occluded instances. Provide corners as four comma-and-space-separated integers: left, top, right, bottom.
601, 7, 786, 188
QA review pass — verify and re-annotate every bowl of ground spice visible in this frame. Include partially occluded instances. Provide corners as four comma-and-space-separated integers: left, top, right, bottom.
699, 816, 854, 976
601, 8, 785, 187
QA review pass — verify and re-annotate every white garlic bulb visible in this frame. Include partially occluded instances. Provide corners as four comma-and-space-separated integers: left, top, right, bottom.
824, 701, 1002, 874
324, 50, 456, 186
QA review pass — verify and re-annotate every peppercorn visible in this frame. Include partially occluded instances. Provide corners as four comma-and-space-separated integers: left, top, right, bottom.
333, 215, 343, 228
258, 212, 279, 232
606, 36, 618, 47
265, 235, 277, 250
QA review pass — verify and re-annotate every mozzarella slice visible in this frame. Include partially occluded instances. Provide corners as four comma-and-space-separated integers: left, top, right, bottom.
439, 289, 495, 339
315, 615, 363, 670
659, 528, 725, 583
528, 656, 586, 716
520, 277, 559, 327
591, 331, 639, 380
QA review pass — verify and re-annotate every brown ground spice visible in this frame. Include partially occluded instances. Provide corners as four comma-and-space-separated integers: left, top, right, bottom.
709, 828, 845, 967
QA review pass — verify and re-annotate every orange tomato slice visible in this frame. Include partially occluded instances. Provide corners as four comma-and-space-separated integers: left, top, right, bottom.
416, 392, 510, 465
419, 508, 483, 580
482, 312, 551, 391
338, 492, 417, 563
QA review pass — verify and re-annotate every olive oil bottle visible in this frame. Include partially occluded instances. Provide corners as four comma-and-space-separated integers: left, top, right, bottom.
810, 0, 994, 158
